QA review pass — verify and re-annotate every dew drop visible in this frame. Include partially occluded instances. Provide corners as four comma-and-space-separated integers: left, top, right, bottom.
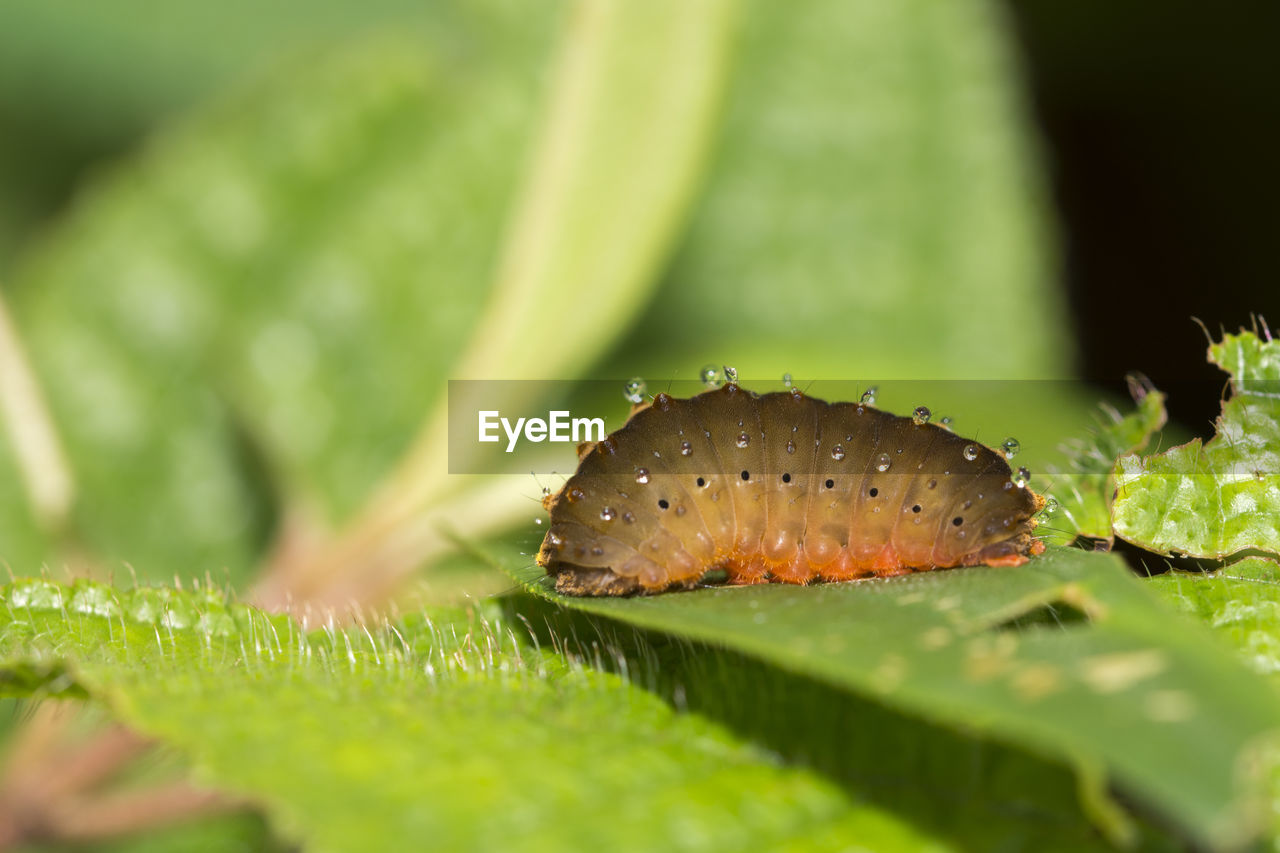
963, 445, 979, 462
700, 364, 724, 388
785, 440, 796, 454
832, 445, 846, 461
534, 517, 543, 525
860, 386, 878, 405
912, 406, 931, 426
1013, 467, 1031, 489
567, 487, 584, 502
1043, 497, 1059, 513
635, 468, 650, 484
680, 440, 693, 456
736, 432, 750, 448
940, 416, 953, 428
723, 365, 738, 383
623, 377, 647, 404
1001, 437, 1021, 460
876, 453, 892, 472
542, 486, 551, 498
926, 478, 938, 489
622, 512, 636, 524
782, 372, 793, 387
600, 506, 616, 521
548, 532, 564, 547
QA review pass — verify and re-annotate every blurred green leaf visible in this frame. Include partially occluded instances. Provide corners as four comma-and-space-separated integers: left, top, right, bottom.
604, 0, 1070, 382
0, 579, 948, 852
504, 547, 1280, 849
0, 447, 47, 571
351, 0, 740, 536
3, 16, 559, 581
0, 0, 543, 270
1113, 330, 1280, 560
1040, 375, 1167, 545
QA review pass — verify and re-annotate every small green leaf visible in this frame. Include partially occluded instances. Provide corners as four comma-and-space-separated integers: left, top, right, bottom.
0, 580, 946, 852
504, 547, 1280, 849
1041, 374, 1167, 544
1113, 330, 1280, 560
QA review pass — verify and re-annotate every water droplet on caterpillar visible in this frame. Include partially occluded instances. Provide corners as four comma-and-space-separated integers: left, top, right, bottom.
1042, 496, 1059, 514
782, 372, 793, 387
623, 377, 647, 404
786, 439, 796, 454
1012, 467, 1031, 489
542, 486, 551, 498
1001, 437, 1021, 460
939, 416, 953, 429
832, 445, 846, 461
963, 445, 980, 462
912, 406, 931, 426
723, 365, 739, 383
736, 432, 750, 448
876, 453, 892, 472
860, 386, 878, 405
700, 364, 724, 388
600, 506, 616, 521
635, 468, 650, 484
680, 440, 693, 456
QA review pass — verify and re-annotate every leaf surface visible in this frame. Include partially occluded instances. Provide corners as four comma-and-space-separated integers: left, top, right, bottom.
504, 546, 1280, 849
0, 579, 944, 852
1113, 331, 1280, 560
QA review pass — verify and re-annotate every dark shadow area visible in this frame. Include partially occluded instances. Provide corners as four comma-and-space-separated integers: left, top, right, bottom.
503, 591, 1180, 852
991, 599, 1092, 632
1005, 1, 1280, 433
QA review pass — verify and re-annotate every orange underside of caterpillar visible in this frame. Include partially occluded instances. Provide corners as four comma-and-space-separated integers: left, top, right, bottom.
543, 532, 1045, 597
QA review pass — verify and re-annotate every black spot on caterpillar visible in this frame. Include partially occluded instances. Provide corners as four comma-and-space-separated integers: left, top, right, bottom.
537, 383, 1045, 595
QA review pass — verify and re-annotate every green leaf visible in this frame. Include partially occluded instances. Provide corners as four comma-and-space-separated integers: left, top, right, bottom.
1145, 562, 1280, 844
1112, 330, 1280, 560
606, 0, 1070, 381
352, 0, 741, 545
502, 547, 1280, 849
1146, 562, 1280, 680
1041, 375, 1168, 544
4, 17, 559, 580
0, 579, 946, 852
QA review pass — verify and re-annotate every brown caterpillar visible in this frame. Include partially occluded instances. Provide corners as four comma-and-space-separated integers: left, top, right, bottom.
537, 383, 1046, 596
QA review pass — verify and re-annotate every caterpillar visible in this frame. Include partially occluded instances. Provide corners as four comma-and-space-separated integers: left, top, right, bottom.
537, 382, 1046, 596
